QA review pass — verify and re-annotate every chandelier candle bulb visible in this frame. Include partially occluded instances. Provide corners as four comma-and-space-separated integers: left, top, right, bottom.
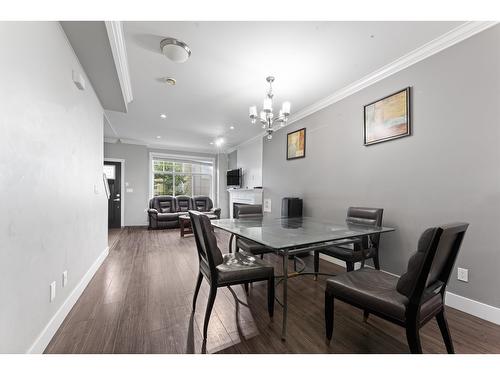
282, 101, 291, 115
249, 106, 257, 117
263, 98, 273, 112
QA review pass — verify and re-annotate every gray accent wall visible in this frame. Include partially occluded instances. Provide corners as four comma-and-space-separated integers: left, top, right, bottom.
104, 142, 220, 225
262, 26, 500, 308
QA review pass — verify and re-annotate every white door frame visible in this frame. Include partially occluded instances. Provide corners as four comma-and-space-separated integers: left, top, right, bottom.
104, 158, 125, 227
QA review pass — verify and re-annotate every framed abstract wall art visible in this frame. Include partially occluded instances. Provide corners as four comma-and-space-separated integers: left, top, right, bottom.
287, 128, 306, 160
364, 87, 411, 146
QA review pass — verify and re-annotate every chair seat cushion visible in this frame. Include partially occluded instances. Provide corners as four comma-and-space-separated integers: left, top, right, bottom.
326, 268, 442, 322
157, 212, 181, 221
216, 251, 273, 284
320, 244, 373, 263
236, 237, 274, 255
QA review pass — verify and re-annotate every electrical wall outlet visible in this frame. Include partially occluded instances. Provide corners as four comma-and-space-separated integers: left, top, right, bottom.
263, 198, 272, 213
50, 281, 56, 302
62, 271, 68, 287
457, 267, 469, 282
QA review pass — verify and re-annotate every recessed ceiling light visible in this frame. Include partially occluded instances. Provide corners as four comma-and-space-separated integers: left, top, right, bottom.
160, 38, 191, 63
156, 135, 162, 139
164, 77, 176, 86
209, 142, 214, 145
229, 126, 235, 130
160, 113, 167, 119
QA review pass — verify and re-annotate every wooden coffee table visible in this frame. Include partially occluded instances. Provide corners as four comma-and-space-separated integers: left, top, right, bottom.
179, 213, 217, 237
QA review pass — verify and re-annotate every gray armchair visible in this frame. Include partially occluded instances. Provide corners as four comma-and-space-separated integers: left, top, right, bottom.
192, 196, 221, 219
148, 195, 180, 229
325, 223, 468, 353
314, 207, 384, 275
189, 210, 274, 343
234, 204, 274, 259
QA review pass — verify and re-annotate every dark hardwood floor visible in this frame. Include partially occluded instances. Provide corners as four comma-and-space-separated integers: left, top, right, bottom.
45, 227, 500, 354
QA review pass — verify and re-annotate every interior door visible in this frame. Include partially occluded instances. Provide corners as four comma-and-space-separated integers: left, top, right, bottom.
104, 161, 121, 228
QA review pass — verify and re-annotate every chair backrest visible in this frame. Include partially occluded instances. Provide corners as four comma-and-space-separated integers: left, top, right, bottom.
346, 207, 384, 249
234, 204, 263, 219
396, 223, 469, 305
151, 195, 176, 213
176, 195, 193, 212
193, 196, 213, 212
189, 210, 224, 279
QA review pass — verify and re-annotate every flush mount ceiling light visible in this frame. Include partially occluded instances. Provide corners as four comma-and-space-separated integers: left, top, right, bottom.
160, 38, 191, 63
160, 113, 167, 119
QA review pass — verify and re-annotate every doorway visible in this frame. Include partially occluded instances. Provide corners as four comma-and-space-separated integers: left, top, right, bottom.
104, 161, 122, 228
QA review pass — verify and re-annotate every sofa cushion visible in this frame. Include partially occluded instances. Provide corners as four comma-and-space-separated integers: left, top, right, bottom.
157, 212, 181, 221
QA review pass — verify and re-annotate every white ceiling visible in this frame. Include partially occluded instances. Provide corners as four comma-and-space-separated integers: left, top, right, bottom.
105, 21, 464, 153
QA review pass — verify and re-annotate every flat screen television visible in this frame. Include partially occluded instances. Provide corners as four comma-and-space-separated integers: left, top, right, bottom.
226, 168, 242, 188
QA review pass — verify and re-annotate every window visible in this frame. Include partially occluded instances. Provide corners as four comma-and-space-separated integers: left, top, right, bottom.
152, 156, 214, 199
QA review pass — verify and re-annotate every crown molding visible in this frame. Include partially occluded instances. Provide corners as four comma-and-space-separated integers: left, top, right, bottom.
226, 132, 264, 154
104, 137, 217, 155
105, 21, 133, 110
287, 21, 498, 126
230, 21, 498, 152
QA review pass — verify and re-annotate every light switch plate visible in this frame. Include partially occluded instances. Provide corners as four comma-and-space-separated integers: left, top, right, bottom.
263, 198, 271, 213
126, 188, 133, 193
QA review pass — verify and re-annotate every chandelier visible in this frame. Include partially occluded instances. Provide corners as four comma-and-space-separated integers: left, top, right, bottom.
248, 76, 291, 140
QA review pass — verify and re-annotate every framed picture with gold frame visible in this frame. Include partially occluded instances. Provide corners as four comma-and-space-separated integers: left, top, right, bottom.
364, 87, 411, 146
287, 128, 306, 160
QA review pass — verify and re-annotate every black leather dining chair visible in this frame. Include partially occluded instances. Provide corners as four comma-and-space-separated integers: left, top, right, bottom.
314, 207, 384, 276
189, 210, 275, 342
324, 223, 469, 353
234, 204, 274, 259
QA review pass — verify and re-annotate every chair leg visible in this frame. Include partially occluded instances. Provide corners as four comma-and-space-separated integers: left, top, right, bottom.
363, 310, 369, 322
244, 282, 249, 295
192, 272, 203, 311
405, 321, 423, 354
346, 262, 354, 272
267, 276, 275, 319
436, 309, 455, 354
260, 254, 264, 259
293, 256, 297, 272
373, 249, 381, 270
313, 251, 319, 280
202, 285, 217, 342
325, 292, 334, 341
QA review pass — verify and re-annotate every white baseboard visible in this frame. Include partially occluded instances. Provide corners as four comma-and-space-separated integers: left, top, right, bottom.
444, 292, 500, 325
27, 246, 110, 354
318, 253, 500, 326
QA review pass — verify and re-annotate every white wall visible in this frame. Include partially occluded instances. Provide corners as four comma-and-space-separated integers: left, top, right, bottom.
235, 137, 263, 188
0, 22, 108, 353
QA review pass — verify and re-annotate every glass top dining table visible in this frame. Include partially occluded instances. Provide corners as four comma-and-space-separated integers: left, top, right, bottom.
211, 216, 395, 340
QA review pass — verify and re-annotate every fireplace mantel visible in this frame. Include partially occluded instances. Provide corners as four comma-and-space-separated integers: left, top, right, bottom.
227, 188, 263, 218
